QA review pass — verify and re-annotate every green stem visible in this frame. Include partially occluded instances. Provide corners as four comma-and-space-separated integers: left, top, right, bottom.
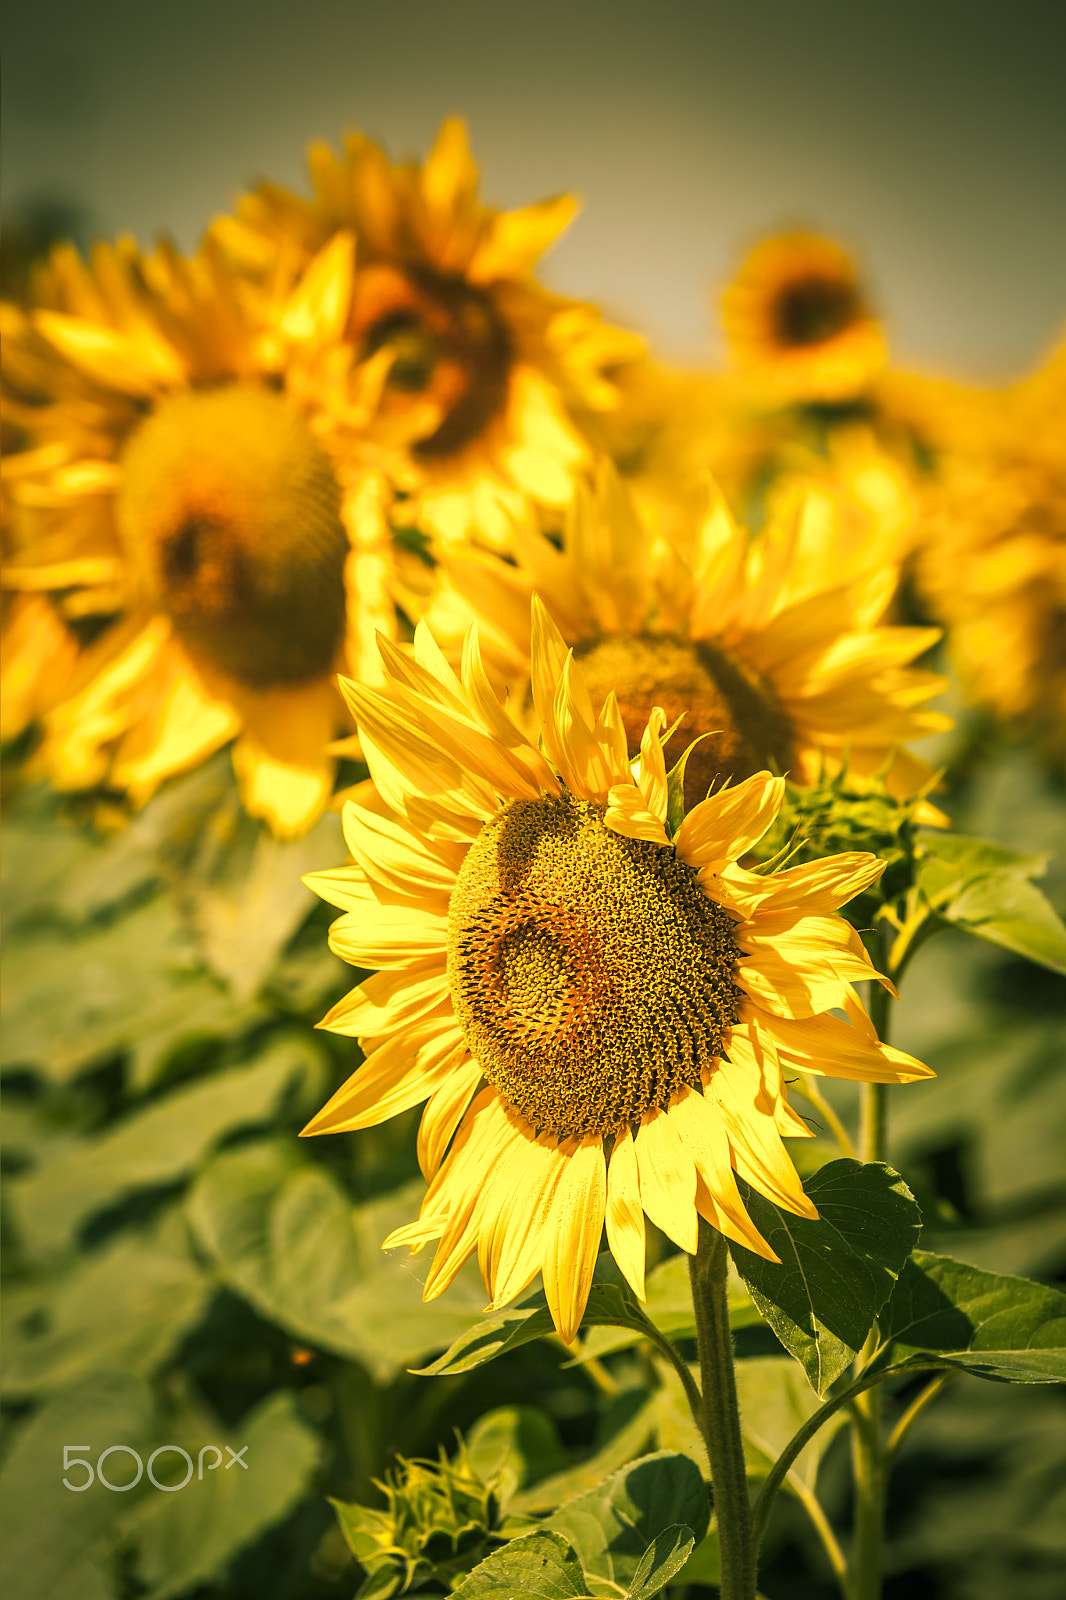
851, 946, 894, 1600
885, 1372, 956, 1466
752, 1368, 889, 1545
790, 1478, 851, 1597
689, 1223, 757, 1600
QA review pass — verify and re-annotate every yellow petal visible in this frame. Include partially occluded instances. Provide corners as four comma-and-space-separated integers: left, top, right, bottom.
542, 1137, 607, 1344
634, 1107, 698, 1254
279, 231, 355, 346
301, 1020, 465, 1134
676, 772, 785, 873
667, 1088, 776, 1259
418, 1057, 484, 1181
605, 1125, 646, 1301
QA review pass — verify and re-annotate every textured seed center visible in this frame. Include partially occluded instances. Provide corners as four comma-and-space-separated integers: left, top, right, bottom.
574, 632, 794, 807
774, 274, 860, 348
117, 383, 348, 687
447, 791, 744, 1138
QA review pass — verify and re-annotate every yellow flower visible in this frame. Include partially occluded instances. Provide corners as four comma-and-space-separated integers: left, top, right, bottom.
0, 231, 421, 835
303, 601, 931, 1341
896, 346, 1066, 752
721, 232, 887, 403
432, 465, 949, 814
212, 118, 644, 553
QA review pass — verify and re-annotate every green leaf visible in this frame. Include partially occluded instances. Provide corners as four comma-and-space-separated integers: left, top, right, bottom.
877, 1251, 1066, 1382
623, 1525, 697, 1598
454, 1529, 592, 1598
130, 1391, 322, 1600
415, 1254, 647, 1377
915, 832, 1066, 974
2, 1209, 210, 1398
466, 1408, 569, 1506
186, 1139, 486, 1379
511, 1391, 658, 1515
734, 1357, 848, 1493
9, 1037, 319, 1253
0, 895, 261, 1086
0, 1370, 156, 1600
543, 1451, 707, 1598
456, 1453, 707, 1600
728, 1160, 922, 1394
185, 809, 343, 1000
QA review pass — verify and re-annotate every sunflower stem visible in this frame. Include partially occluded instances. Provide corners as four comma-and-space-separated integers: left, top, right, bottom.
689, 1223, 757, 1600
851, 940, 894, 1599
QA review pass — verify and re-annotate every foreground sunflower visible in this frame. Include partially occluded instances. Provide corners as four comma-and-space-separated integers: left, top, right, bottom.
303, 600, 932, 1340
721, 231, 887, 404
212, 118, 644, 553
432, 464, 948, 814
1, 230, 421, 834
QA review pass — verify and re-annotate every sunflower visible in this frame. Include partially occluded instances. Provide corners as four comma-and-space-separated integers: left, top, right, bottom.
302, 601, 932, 1341
721, 232, 887, 404
210, 118, 644, 553
0, 229, 427, 835
431, 464, 949, 815
896, 346, 1066, 753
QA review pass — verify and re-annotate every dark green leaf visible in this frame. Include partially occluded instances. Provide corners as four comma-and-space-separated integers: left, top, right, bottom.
186, 1140, 485, 1379
131, 1391, 322, 1600
2, 1209, 210, 1398
916, 833, 1066, 974
466, 1408, 568, 1506
877, 1251, 1066, 1382
624, 1525, 696, 1598
544, 1451, 708, 1597
728, 1160, 922, 1394
9, 1037, 319, 1253
0, 1371, 156, 1600
454, 1529, 591, 1598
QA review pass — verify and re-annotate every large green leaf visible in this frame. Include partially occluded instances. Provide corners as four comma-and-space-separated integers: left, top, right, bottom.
130, 1391, 322, 1600
456, 1452, 706, 1600
186, 1139, 486, 1379
465, 1407, 569, 1507
0, 895, 261, 1085
915, 833, 1066, 974
734, 1357, 849, 1493
416, 1255, 649, 1378
0, 1370, 156, 1600
2, 1209, 210, 1398
877, 1251, 1066, 1382
511, 1392, 658, 1515
9, 1037, 319, 1253
453, 1529, 591, 1598
728, 1160, 922, 1394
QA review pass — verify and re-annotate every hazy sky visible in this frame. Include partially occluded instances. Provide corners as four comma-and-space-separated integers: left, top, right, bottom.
3, 0, 1064, 377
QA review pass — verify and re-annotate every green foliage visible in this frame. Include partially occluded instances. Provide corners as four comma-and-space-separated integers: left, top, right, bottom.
186, 1140, 486, 1381
914, 832, 1066, 973
728, 1160, 923, 1393
876, 1250, 1066, 1382
454, 1452, 706, 1599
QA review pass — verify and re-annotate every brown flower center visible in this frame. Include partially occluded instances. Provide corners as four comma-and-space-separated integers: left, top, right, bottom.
573, 632, 794, 807
447, 791, 744, 1139
117, 383, 348, 687
352, 264, 512, 458
774, 274, 860, 348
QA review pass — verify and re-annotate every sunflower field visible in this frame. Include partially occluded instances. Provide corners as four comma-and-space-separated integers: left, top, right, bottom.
2, 14, 1065, 1600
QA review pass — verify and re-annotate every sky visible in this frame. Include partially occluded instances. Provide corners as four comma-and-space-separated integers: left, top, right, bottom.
3, 0, 1064, 377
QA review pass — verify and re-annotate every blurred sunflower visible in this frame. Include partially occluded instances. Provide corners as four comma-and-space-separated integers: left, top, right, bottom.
431, 465, 949, 813
0, 230, 422, 835
303, 601, 931, 1341
898, 345, 1066, 754
212, 118, 644, 553
721, 232, 887, 403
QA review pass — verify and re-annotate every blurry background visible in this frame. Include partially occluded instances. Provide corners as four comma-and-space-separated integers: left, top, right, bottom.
3, 0, 1065, 376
